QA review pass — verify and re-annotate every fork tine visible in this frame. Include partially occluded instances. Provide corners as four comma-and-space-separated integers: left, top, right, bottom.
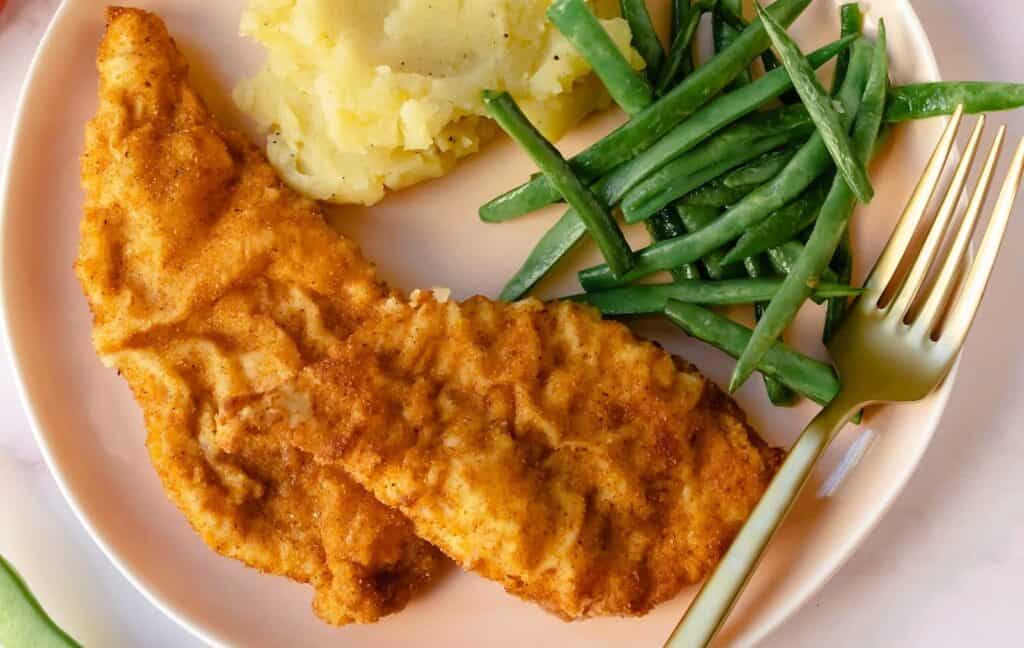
940, 136, 1024, 347
914, 127, 1007, 335
864, 105, 965, 295
888, 116, 987, 321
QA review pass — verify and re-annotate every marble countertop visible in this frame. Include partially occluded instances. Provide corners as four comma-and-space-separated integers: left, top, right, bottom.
1, 1, 1021, 646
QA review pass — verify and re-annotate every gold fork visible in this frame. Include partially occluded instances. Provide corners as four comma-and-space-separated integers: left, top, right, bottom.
666, 105, 1024, 648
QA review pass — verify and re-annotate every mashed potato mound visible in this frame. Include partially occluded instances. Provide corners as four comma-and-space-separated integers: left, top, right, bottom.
235, 0, 641, 206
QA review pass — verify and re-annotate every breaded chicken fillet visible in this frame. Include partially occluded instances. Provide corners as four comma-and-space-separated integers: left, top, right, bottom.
224, 295, 782, 619
75, 7, 444, 624
77, 6, 780, 624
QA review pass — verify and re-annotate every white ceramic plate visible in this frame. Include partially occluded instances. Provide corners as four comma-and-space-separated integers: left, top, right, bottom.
0, 1, 952, 646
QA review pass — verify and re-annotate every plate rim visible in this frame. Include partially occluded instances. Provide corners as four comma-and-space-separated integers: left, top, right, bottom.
0, 2, 228, 646
0, 2, 948, 647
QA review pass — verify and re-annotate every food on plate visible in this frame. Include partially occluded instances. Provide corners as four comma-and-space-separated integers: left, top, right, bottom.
77, 6, 783, 623
234, 0, 641, 206
224, 294, 781, 619
484, 0, 1024, 408
76, 8, 444, 625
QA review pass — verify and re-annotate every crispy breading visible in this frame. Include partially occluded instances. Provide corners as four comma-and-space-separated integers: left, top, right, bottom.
226, 294, 781, 619
75, 7, 444, 624
76, 6, 780, 624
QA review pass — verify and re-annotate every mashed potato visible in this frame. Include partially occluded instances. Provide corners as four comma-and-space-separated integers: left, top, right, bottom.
235, 0, 641, 205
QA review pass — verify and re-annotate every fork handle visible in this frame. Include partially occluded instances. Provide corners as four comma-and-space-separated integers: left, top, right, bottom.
664, 394, 861, 648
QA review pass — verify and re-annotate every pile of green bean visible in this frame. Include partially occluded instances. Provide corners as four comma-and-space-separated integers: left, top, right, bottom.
482, 0, 1024, 406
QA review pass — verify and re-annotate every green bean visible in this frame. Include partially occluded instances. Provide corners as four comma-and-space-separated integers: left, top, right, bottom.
714, 1, 798, 102
765, 241, 837, 306
659, 0, 717, 94
481, 37, 853, 224
721, 175, 830, 263
730, 21, 888, 392
499, 210, 586, 302
675, 203, 723, 231
592, 38, 852, 214
549, 0, 653, 115
646, 208, 703, 281
703, 249, 747, 279
714, 4, 749, 90
765, 240, 844, 296
502, 144, 776, 301
669, 0, 696, 84
622, 104, 817, 222
756, 2, 874, 204
569, 280, 863, 315
744, 254, 798, 406
672, 0, 692, 44
625, 131, 807, 225
0, 555, 80, 648
578, 42, 872, 291
826, 3, 871, 338
478, 0, 813, 221
680, 178, 751, 208
824, 228, 854, 342
483, 91, 634, 278
832, 3, 863, 94
674, 205, 744, 279
664, 301, 840, 405
621, 0, 666, 81
723, 147, 799, 188
885, 82, 1024, 122
828, 5, 868, 339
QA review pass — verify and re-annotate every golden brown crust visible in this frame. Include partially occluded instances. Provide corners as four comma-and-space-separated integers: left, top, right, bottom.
77, 7, 443, 625
230, 296, 781, 618
77, 6, 779, 624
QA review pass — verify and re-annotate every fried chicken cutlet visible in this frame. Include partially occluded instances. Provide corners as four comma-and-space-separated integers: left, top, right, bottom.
76, 7, 444, 624
77, 6, 781, 623
224, 294, 782, 618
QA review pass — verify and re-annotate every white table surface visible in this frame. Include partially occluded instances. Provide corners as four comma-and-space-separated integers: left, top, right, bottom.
1, 1, 1021, 646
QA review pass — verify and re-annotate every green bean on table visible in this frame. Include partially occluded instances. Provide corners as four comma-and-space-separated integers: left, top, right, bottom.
577, 43, 874, 291
664, 301, 840, 405
0, 555, 80, 648
478, 0, 813, 221
730, 21, 889, 392
569, 280, 863, 315
756, 2, 874, 204
620, 0, 666, 81
548, 0, 653, 115
482, 90, 634, 278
